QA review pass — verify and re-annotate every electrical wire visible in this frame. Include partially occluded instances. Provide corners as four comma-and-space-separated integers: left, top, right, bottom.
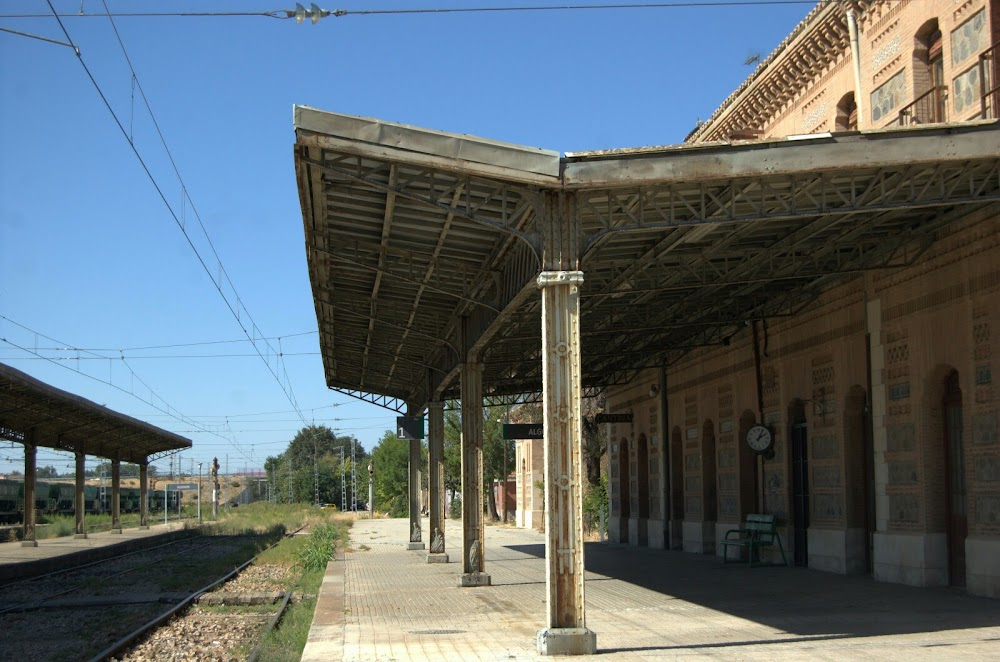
97, 0, 307, 421
36, 2, 308, 430
0, 2, 864, 21
0, 317, 252, 463
8, 330, 317, 353
0, 352, 321, 360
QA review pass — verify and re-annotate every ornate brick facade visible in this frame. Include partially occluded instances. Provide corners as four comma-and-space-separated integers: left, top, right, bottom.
608, 0, 1000, 598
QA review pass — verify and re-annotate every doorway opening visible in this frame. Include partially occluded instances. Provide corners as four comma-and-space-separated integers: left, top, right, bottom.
943, 370, 967, 587
790, 401, 809, 567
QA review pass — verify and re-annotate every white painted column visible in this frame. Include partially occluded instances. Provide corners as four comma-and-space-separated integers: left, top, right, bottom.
536, 269, 596, 655
407, 426, 424, 550
427, 401, 448, 562
460, 353, 490, 586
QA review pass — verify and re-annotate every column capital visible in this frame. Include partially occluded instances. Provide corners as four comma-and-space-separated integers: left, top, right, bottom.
537, 271, 584, 288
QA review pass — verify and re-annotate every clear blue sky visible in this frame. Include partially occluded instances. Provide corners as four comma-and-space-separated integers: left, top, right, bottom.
0, 1, 811, 477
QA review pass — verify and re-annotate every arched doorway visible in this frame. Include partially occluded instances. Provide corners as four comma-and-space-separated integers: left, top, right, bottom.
844, 385, 874, 574
789, 400, 809, 567
738, 410, 759, 519
943, 370, 967, 587
702, 420, 717, 524
636, 433, 650, 546
618, 438, 631, 543
909, 18, 945, 124
670, 427, 684, 549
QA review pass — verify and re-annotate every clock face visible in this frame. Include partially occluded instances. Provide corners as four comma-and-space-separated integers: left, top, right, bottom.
746, 424, 773, 453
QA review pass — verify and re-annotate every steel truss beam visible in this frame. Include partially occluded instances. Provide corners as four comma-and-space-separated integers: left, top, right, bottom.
302, 154, 541, 253
579, 160, 1000, 249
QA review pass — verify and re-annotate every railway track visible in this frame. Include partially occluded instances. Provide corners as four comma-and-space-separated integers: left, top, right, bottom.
0, 525, 304, 661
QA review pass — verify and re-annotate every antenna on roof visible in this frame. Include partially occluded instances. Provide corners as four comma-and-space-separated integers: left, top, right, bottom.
744, 53, 761, 66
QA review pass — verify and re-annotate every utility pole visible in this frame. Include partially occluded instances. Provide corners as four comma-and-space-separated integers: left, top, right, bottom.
197, 462, 202, 523
351, 439, 357, 513
314, 434, 319, 506
340, 447, 346, 511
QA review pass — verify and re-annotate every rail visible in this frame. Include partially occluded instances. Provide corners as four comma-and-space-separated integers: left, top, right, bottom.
897, 85, 948, 126
89, 523, 309, 662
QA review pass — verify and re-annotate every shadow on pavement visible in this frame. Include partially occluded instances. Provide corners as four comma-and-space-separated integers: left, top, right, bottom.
504, 541, 1000, 639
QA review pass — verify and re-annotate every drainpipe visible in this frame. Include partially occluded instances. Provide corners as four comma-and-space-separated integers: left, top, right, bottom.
847, 9, 865, 128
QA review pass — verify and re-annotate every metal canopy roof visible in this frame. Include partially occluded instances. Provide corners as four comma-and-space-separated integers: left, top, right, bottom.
0, 363, 192, 464
295, 106, 1000, 412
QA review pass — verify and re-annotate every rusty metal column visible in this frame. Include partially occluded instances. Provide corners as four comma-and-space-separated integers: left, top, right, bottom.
139, 460, 149, 529
459, 321, 490, 586
536, 191, 595, 655
427, 401, 448, 562
22, 432, 38, 547
111, 459, 122, 533
407, 407, 424, 550
74, 450, 87, 539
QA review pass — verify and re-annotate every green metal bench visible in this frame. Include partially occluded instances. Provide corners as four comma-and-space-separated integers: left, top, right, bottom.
721, 513, 788, 566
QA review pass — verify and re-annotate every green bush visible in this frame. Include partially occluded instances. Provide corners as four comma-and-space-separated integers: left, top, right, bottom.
449, 494, 462, 519
295, 522, 341, 571
582, 475, 608, 533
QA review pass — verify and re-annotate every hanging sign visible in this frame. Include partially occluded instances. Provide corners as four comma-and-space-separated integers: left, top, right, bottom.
594, 413, 632, 424
396, 416, 425, 440
502, 423, 544, 439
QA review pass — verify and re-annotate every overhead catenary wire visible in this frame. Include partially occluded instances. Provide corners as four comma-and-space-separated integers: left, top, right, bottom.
0, 2, 874, 21
0, 316, 253, 463
5, 330, 318, 353
37, 1, 310, 430
0, 352, 321, 360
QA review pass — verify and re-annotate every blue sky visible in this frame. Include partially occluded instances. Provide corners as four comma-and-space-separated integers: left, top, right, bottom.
0, 0, 811, 476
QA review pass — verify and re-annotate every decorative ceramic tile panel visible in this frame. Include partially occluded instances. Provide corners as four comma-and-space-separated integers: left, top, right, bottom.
951, 9, 986, 66
953, 65, 980, 114
871, 71, 906, 123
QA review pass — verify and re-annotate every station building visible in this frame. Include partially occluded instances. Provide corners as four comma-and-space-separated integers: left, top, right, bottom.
602, 0, 1000, 597
297, 2, 1000, 653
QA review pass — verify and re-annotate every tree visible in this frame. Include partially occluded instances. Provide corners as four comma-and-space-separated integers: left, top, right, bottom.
371, 429, 412, 517
285, 425, 365, 470
443, 406, 462, 513
581, 394, 607, 487
37, 465, 59, 478
482, 410, 512, 521
442, 403, 515, 521
262, 425, 369, 506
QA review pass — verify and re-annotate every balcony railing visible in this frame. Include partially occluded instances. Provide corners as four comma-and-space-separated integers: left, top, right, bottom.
897, 86, 948, 126
981, 40, 1000, 120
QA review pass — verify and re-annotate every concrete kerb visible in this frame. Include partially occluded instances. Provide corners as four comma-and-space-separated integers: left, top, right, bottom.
300, 550, 345, 662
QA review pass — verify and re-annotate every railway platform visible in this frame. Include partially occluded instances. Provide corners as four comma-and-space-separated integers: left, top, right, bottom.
303, 517, 1000, 661
0, 521, 192, 582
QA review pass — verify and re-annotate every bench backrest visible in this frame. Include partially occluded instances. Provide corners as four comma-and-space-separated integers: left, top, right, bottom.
745, 514, 776, 533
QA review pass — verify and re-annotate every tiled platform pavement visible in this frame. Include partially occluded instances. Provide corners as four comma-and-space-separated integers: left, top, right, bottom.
305, 517, 1000, 661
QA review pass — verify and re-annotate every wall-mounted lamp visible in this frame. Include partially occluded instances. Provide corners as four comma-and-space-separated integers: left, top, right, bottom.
648, 384, 659, 398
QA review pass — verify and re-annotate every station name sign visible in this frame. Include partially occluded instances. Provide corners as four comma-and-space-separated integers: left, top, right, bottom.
502, 423, 544, 439
594, 413, 632, 424
168, 483, 198, 490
